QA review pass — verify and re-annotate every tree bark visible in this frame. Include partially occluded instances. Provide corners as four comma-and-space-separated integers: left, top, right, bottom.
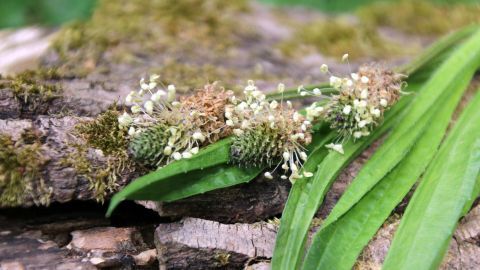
1, 97, 290, 224
142, 176, 290, 224
0, 230, 96, 270
155, 217, 277, 270
0, 115, 133, 205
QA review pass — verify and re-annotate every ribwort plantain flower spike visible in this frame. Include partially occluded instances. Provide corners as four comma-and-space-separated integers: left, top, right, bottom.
308, 60, 405, 153
119, 75, 234, 167
229, 80, 314, 182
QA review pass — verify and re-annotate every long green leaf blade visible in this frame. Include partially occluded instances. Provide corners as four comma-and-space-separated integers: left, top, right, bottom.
106, 138, 233, 216
383, 90, 480, 270
302, 65, 473, 270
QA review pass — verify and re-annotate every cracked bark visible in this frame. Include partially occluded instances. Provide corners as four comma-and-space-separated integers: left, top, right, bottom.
155, 218, 277, 269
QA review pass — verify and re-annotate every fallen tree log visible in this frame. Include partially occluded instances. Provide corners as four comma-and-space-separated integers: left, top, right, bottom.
0, 108, 290, 223
155, 217, 277, 269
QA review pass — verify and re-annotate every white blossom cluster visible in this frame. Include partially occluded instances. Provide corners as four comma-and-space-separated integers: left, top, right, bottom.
228, 80, 314, 182
306, 55, 403, 154
116, 61, 403, 179
117, 74, 206, 165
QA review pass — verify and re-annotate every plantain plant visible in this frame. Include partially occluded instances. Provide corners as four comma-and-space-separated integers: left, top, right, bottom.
273, 27, 480, 270
106, 25, 478, 220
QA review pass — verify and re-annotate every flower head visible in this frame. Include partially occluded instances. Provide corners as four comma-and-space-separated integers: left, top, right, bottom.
320, 63, 405, 144
230, 80, 313, 182
121, 76, 235, 167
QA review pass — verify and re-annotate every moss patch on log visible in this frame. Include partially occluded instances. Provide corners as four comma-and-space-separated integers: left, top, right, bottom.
358, 0, 480, 36
149, 62, 243, 94
0, 68, 62, 106
75, 107, 129, 155
0, 130, 52, 207
51, 0, 251, 76
64, 107, 135, 202
279, 18, 404, 60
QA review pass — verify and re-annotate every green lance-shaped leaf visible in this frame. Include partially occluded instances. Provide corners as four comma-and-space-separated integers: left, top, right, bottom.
383, 90, 480, 270
271, 93, 412, 270
107, 138, 234, 216
301, 63, 473, 270
319, 28, 480, 231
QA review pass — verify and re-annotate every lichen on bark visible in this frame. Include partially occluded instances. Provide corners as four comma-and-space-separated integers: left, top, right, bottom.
0, 130, 52, 207
0, 68, 63, 115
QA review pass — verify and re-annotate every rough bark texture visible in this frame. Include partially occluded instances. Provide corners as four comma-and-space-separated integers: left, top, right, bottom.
0, 115, 133, 205
455, 204, 480, 243
141, 177, 290, 224
155, 218, 277, 269
0, 88, 109, 119
0, 202, 160, 269
354, 208, 480, 270
0, 230, 96, 270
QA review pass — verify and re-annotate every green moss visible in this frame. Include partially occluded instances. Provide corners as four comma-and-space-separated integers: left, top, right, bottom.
0, 131, 51, 207
64, 144, 125, 203
0, 68, 62, 105
75, 106, 128, 155
214, 252, 231, 266
65, 107, 135, 202
279, 18, 403, 60
52, 0, 250, 75
149, 62, 239, 94
358, 0, 480, 36
268, 217, 281, 226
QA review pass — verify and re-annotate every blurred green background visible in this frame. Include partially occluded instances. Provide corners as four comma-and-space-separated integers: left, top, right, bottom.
262, 0, 479, 12
0, 0, 478, 29
0, 0, 97, 29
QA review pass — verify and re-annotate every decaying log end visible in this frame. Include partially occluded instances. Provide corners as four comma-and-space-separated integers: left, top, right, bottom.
155, 217, 277, 269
